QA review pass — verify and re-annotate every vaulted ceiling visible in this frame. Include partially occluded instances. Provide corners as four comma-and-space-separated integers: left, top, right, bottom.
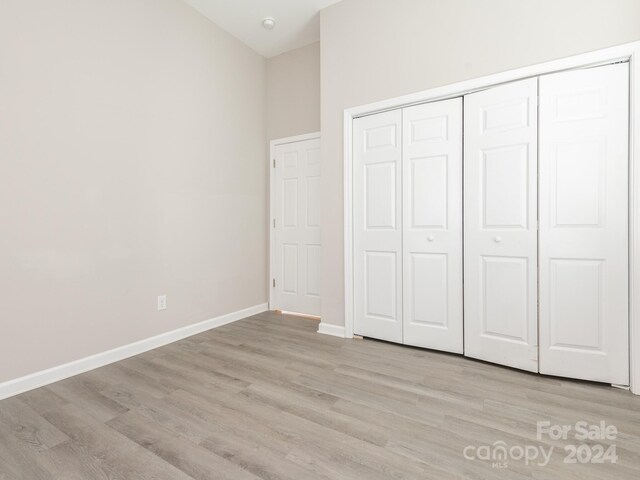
181, 0, 343, 58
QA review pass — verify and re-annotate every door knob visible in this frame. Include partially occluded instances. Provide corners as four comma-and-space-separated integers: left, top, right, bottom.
494, 236, 502, 243
427, 235, 435, 242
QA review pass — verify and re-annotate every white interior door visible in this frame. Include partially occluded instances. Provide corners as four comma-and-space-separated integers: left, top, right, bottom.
353, 110, 403, 342
464, 78, 539, 372
539, 63, 629, 385
402, 98, 463, 353
273, 137, 321, 316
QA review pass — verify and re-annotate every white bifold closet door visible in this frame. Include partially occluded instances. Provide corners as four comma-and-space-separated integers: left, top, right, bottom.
464, 78, 539, 372
538, 63, 629, 385
353, 110, 403, 343
402, 99, 463, 352
353, 99, 463, 350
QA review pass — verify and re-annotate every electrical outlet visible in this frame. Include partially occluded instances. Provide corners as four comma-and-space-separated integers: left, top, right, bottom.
157, 295, 167, 311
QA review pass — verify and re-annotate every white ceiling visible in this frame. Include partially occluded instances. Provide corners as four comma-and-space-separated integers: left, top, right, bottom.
181, 0, 342, 58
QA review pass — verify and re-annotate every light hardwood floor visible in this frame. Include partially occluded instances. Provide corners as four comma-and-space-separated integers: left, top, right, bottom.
1, 311, 640, 479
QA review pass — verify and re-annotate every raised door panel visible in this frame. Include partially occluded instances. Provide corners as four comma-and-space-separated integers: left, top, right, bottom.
482, 144, 529, 229
306, 175, 321, 227
464, 78, 538, 372
481, 256, 530, 344
273, 137, 321, 316
539, 63, 629, 385
410, 253, 448, 327
410, 155, 448, 229
548, 259, 603, 351
481, 97, 530, 132
365, 251, 398, 320
282, 244, 298, 294
553, 140, 604, 227
365, 123, 398, 150
365, 162, 397, 229
282, 179, 298, 227
402, 98, 463, 353
306, 245, 321, 298
353, 110, 403, 343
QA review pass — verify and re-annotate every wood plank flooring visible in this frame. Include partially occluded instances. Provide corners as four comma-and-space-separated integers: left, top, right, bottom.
1, 310, 640, 479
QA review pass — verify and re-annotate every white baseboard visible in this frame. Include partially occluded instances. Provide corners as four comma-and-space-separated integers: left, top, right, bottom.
317, 322, 346, 338
0, 303, 268, 401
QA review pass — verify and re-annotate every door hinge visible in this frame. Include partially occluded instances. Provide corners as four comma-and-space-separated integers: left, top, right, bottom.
272, 278, 276, 288
273, 219, 276, 228
273, 158, 276, 168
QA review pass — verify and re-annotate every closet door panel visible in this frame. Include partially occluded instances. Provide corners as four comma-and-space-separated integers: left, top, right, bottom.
353, 110, 403, 342
539, 63, 629, 385
402, 98, 463, 353
464, 79, 539, 372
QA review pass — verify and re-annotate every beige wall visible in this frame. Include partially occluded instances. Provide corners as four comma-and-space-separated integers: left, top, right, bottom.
320, 0, 640, 327
267, 42, 321, 141
0, 0, 267, 383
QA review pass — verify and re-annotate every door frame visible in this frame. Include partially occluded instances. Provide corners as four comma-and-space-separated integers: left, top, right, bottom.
269, 132, 321, 312
342, 41, 640, 394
